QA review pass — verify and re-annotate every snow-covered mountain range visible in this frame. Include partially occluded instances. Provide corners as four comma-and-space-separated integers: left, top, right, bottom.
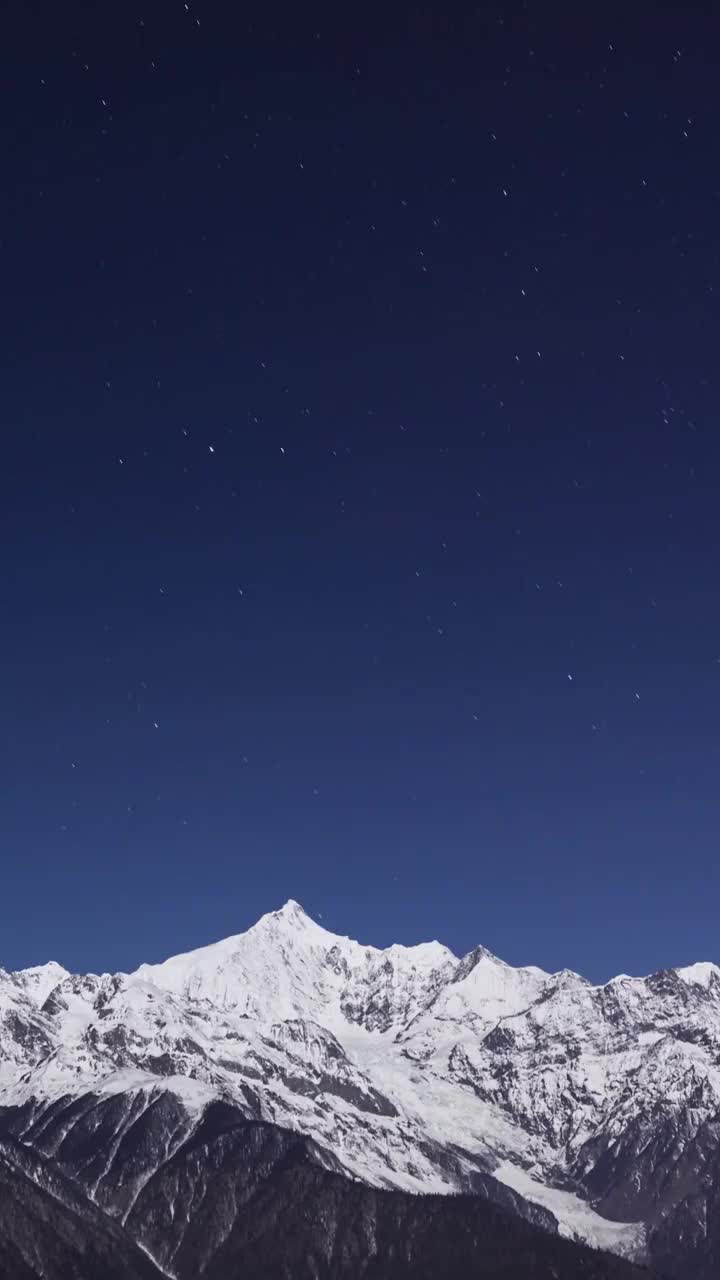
1, 900, 719, 1278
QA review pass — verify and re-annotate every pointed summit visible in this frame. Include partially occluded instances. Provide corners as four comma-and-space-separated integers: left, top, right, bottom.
276, 899, 308, 920
252, 898, 335, 947
254, 899, 318, 934
16, 961, 70, 1006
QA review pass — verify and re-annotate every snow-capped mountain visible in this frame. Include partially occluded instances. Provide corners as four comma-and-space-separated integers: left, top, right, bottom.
1, 900, 719, 1277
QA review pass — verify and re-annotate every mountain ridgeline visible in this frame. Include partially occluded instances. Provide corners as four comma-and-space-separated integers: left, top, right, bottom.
1, 900, 718, 1277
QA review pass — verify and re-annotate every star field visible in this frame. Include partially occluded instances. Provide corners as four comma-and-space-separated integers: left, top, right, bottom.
1, 1, 719, 978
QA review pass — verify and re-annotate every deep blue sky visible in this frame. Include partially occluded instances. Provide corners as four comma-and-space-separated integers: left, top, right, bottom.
2, 1, 719, 981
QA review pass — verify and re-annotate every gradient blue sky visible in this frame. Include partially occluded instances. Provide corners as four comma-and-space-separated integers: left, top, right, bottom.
2, 1, 719, 981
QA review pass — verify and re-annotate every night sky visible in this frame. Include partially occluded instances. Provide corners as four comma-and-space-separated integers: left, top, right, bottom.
2, 1, 719, 980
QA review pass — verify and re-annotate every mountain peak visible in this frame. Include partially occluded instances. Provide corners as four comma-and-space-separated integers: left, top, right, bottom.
254, 899, 320, 935
276, 898, 308, 920
16, 961, 70, 1006
675, 961, 720, 989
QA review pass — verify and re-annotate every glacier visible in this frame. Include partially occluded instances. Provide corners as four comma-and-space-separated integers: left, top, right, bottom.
3, 898, 720, 1274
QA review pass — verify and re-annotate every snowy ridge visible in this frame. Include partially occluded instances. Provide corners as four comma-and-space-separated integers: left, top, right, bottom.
4, 899, 720, 1269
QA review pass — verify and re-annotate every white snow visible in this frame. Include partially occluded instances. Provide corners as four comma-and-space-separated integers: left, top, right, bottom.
15, 961, 69, 1005
494, 1161, 646, 1259
676, 961, 720, 988
1, 898, 714, 1265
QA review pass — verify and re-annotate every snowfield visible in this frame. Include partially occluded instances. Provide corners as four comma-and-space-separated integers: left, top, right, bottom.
4, 899, 720, 1264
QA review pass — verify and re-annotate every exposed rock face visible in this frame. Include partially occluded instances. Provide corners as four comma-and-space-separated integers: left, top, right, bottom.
2, 900, 720, 1275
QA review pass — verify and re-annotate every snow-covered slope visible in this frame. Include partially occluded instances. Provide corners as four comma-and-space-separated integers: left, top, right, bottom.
134, 899, 456, 1032
2, 900, 719, 1276
0, 1095, 650, 1280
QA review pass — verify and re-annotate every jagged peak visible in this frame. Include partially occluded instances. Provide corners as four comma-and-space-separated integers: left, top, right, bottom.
17, 960, 68, 979
250, 902, 456, 967
267, 898, 312, 926
385, 939, 458, 964
276, 898, 307, 918
14, 961, 71, 1006
251, 898, 336, 942
451, 943, 522, 984
675, 961, 720, 989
